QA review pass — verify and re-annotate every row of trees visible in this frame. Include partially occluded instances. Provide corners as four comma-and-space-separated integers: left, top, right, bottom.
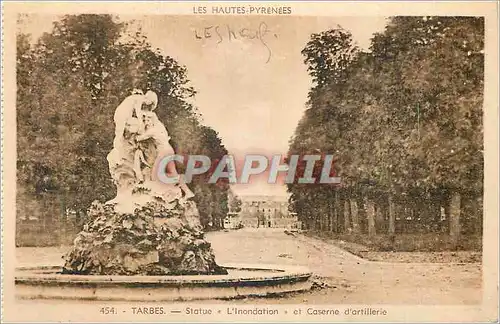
287, 17, 484, 248
16, 14, 231, 240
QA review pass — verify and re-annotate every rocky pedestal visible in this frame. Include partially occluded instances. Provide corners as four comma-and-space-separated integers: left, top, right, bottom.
63, 92, 228, 276
62, 183, 227, 276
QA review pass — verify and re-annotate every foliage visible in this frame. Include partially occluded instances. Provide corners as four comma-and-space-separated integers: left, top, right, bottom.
288, 17, 484, 235
17, 14, 230, 230
228, 189, 242, 213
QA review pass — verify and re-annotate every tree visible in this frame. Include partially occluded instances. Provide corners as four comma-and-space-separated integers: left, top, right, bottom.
287, 17, 484, 240
228, 190, 242, 213
17, 14, 230, 233
301, 27, 360, 89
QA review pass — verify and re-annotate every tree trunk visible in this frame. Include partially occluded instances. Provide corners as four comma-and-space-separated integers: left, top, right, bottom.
444, 196, 451, 233
307, 216, 313, 230
337, 195, 345, 233
322, 209, 326, 232
328, 199, 334, 232
219, 216, 225, 229
333, 193, 340, 233
366, 199, 376, 236
475, 195, 483, 235
449, 192, 461, 249
429, 198, 440, 232
329, 192, 334, 232
319, 209, 325, 231
324, 205, 329, 232
375, 202, 385, 232
350, 199, 360, 233
316, 210, 320, 231
344, 199, 351, 233
356, 196, 367, 233
388, 195, 396, 235
460, 191, 481, 235
317, 211, 322, 231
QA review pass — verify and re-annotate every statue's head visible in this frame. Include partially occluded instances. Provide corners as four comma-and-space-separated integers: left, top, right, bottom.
131, 88, 144, 95
143, 90, 158, 111
143, 111, 157, 128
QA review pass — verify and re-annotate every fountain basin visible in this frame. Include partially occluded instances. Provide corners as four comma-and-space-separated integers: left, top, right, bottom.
15, 263, 312, 301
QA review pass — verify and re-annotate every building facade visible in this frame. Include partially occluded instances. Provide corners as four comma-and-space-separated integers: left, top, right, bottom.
226, 195, 300, 229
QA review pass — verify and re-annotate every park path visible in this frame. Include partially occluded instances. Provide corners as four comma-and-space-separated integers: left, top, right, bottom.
206, 228, 482, 305
15, 228, 482, 305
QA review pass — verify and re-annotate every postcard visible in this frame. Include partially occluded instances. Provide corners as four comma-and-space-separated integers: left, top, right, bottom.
1, 1, 498, 322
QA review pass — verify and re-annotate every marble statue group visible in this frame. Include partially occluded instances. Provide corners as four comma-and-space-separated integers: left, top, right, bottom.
106, 90, 194, 212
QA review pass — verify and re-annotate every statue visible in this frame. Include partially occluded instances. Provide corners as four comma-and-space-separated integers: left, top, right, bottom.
106, 91, 195, 212
136, 110, 194, 201
112, 90, 157, 148
62, 90, 226, 276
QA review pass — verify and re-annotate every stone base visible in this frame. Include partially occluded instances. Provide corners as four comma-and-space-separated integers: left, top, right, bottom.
16, 264, 313, 301
62, 197, 227, 276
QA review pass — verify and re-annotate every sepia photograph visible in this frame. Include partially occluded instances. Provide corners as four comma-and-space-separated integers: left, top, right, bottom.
1, 1, 498, 323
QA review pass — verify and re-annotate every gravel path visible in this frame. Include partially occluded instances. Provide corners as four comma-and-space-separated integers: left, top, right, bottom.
15, 228, 482, 305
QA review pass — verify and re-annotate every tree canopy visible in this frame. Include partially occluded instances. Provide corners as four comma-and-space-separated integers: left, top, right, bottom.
17, 14, 230, 229
288, 17, 484, 235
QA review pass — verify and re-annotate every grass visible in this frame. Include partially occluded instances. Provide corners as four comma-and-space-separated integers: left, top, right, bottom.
16, 230, 78, 247
307, 231, 482, 252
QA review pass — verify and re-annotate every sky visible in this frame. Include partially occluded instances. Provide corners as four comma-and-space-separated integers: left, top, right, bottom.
19, 14, 388, 197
